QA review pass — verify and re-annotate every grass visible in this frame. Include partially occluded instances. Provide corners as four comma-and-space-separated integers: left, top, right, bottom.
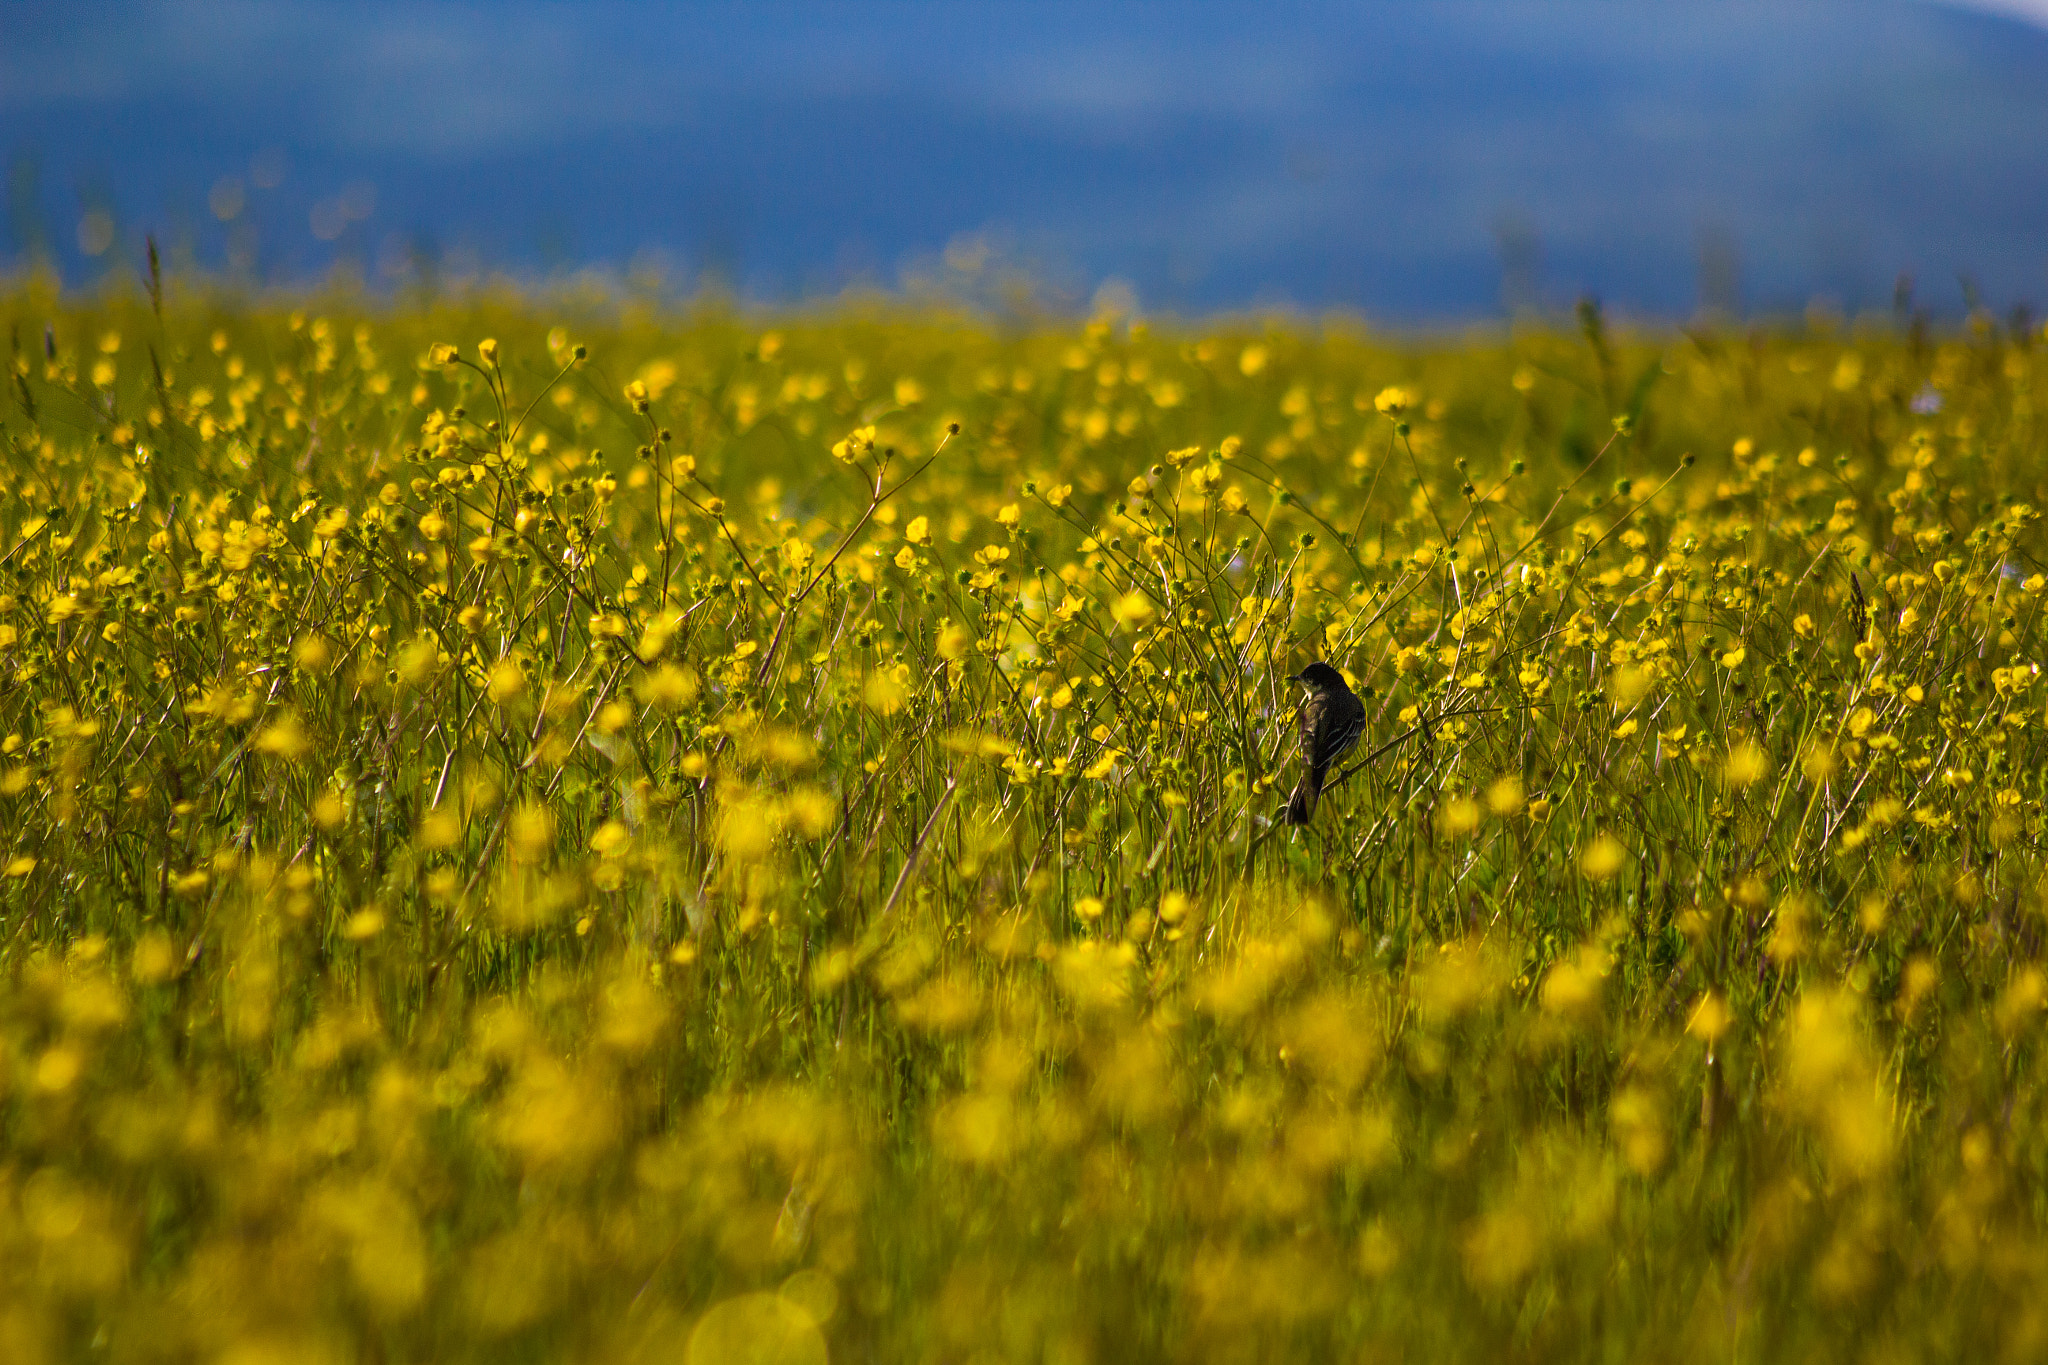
0, 276, 2046, 1362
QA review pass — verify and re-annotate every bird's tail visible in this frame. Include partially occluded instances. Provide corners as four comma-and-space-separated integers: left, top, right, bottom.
1284, 766, 1325, 824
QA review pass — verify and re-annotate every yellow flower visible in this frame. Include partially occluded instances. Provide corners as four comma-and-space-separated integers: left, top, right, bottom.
1540, 944, 1609, 1018
403, 798, 458, 847
312, 791, 348, 829
832, 425, 876, 463
1579, 834, 1626, 880
1801, 744, 1839, 781
507, 804, 555, 860
1438, 795, 1482, 836
1485, 776, 1524, 816
290, 635, 332, 672
487, 658, 528, 704
1687, 992, 1732, 1043
1109, 592, 1155, 629
1373, 385, 1414, 416
863, 671, 907, 717
253, 709, 312, 762
1724, 741, 1769, 787
641, 664, 700, 710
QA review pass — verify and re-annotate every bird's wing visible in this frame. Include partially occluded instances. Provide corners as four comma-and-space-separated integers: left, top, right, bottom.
1307, 693, 1366, 769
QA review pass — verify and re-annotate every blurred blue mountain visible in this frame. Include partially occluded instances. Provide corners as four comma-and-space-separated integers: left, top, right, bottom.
5, 0, 2046, 319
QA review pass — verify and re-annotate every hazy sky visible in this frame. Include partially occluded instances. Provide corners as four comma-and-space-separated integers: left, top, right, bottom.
1955, 0, 2048, 22
7, 1, 2048, 318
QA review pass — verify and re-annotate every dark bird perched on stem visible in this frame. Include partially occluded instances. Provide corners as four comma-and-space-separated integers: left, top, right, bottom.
1284, 661, 1367, 825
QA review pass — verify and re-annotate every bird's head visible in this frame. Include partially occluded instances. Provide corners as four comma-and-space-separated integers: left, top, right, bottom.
1290, 661, 1349, 690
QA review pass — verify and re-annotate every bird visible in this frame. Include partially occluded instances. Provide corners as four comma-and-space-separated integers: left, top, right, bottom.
1284, 661, 1367, 825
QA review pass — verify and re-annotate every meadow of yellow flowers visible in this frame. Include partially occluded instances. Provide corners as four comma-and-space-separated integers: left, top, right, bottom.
1, 276, 2045, 1361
